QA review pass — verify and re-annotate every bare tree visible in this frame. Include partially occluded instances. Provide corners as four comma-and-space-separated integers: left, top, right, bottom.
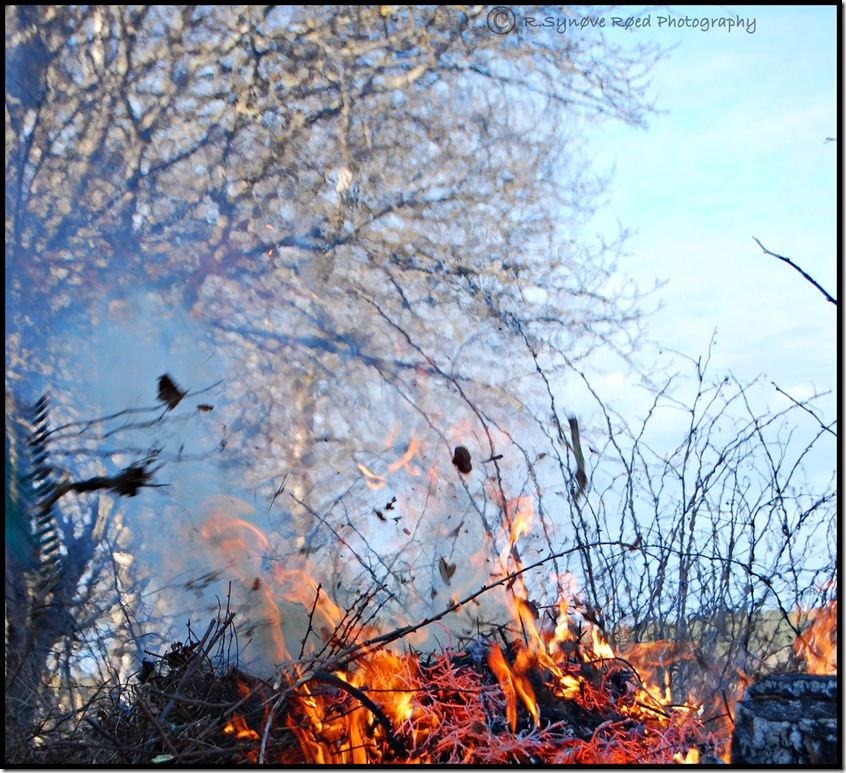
6, 6, 661, 626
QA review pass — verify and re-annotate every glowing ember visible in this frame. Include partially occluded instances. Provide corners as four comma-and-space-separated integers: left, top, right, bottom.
252, 571, 714, 764
674, 747, 700, 764
276, 620, 706, 762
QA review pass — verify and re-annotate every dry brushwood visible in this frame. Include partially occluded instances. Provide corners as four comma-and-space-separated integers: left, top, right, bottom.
8, 613, 264, 766
10, 536, 794, 765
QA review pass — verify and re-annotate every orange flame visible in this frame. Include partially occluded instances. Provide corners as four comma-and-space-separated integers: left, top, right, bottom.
194, 457, 732, 764
199, 507, 288, 661
224, 713, 259, 741
244, 597, 720, 764
387, 437, 421, 475
197, 502, 351, 664
487, 643, 519, 732
795, 598, 837, 674
674, 747, 700, 764
357, 437, 422, 490
357, 461, 387, 491
507, 496, 533, 544
512, 648, 540, 728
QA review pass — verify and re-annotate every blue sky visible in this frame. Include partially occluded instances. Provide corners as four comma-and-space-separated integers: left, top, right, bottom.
581, 5, 837, 411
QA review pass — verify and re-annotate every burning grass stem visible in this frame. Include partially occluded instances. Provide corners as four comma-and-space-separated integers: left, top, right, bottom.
102, 535, 817, 764
259, 537, 796, 762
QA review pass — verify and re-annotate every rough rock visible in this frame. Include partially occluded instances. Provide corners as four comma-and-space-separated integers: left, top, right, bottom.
730, 674, 839, 765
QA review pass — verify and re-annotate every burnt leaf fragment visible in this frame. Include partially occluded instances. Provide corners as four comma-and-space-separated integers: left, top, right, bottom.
138, 659, 157, 684
568, 417, 587, 499
157, 374, 186, 410
438, 556, 456, 585
452, 446, 472, 474
111, 462, 155, 497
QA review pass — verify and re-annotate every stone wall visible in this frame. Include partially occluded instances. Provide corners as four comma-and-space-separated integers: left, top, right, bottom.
730, 674, 839, 765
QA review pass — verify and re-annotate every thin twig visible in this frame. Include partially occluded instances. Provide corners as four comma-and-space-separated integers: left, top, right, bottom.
753, 237, 837, 305
259, 687, 288, 764
82, 716, 122, 746
771, 382, 837, 437
144, 690, 235, 709
135, 694, 181, 762
320, 541, 626, 672
47, 380, 225, 439
299, 583, 323, 660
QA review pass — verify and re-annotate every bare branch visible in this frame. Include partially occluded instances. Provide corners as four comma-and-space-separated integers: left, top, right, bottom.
753, 237, 837, 306
771, 382, 836, 437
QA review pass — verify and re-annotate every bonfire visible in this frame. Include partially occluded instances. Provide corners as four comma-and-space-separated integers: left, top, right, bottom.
19, 567, 834, 766
8, 424, 836, 765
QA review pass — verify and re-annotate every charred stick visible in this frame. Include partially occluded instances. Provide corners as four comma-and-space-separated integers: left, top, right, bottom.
753, 237, 837, 305
770, 381, 837, 437
144, 689, 235, 709
308, 670, 405, 757
593, 655, 668, 715
36, 464, 163, 512
45, 406, 164, 440
136, 694, 181, 762
299, 583, 323, 660
82, 716, 122, 746
320, 539, 801, 677
722, 689, 734, 726
40, 739, 149, 753
633, 699, 671, 719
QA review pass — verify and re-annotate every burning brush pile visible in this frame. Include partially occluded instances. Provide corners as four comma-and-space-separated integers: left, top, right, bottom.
264, 596, 718, 765
13, 440, 835, 765
26, 575, 727, 766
